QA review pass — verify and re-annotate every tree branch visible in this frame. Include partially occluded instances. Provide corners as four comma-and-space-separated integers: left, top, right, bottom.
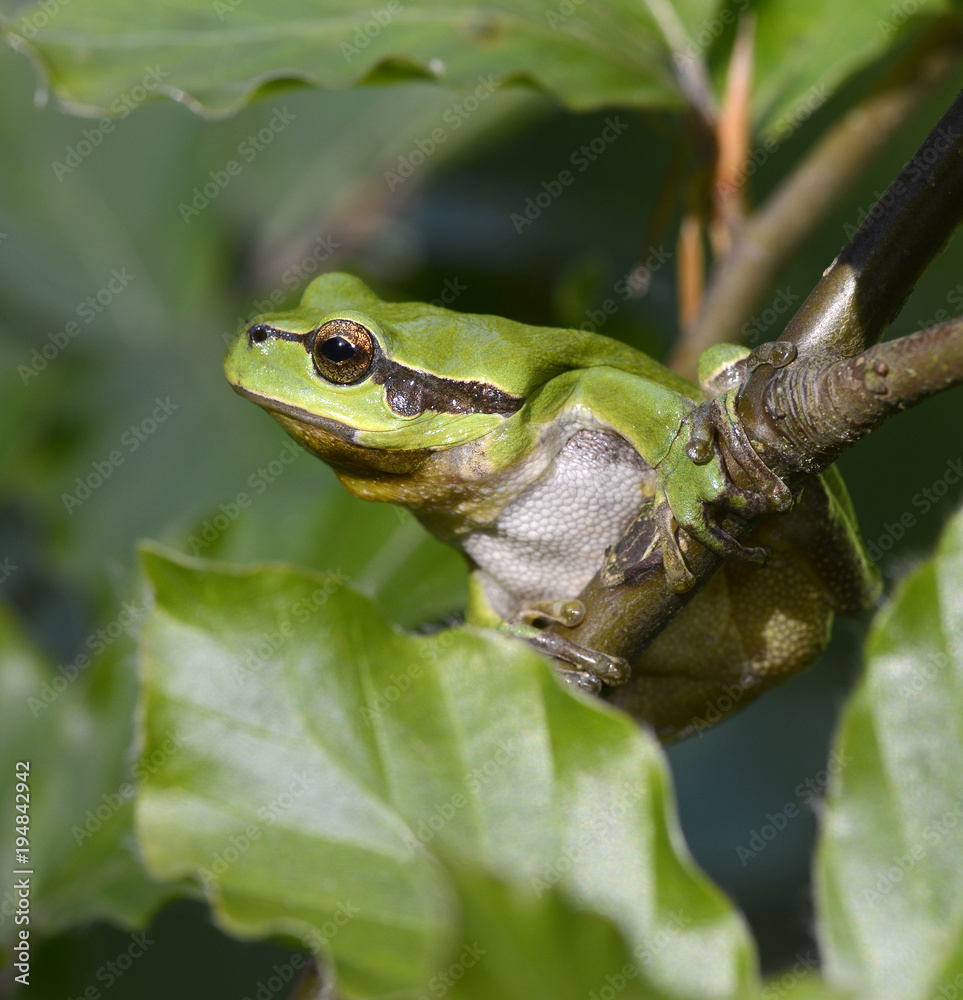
669, 17, 963, 380
738, 86, 963, 475
550, 88, 963, 726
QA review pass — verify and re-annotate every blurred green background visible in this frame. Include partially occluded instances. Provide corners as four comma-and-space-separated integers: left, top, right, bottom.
2, 13, 963, 998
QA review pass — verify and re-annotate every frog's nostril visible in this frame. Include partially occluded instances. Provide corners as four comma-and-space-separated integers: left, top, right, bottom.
249, 324, 269, 344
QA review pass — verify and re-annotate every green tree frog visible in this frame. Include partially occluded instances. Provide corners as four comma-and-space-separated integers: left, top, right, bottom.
225, 272, 880, 739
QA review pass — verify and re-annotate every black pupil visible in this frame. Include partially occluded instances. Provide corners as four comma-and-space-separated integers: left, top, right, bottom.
320, 335, 356, 363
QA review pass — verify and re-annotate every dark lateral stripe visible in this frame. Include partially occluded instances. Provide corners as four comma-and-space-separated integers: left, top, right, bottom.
247, 323, 309, 343
373, 361, 523, 417
248, 321, 524, 417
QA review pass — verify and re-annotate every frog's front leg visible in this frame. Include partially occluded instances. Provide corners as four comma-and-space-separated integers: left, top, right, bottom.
465, 572, 629, 693
563, 367, 783, 594
650, 417, 771, 592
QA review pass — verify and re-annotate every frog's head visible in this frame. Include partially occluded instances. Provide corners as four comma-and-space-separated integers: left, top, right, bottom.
224, 272, 526, 474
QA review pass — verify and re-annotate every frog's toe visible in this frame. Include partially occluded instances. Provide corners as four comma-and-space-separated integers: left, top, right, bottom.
684, 402, 715, 465
681, 510, 769, 568
558, 669, 603, 695
655, 501, 697, 593
722, 480, 781, 518
658, 491, 770, 588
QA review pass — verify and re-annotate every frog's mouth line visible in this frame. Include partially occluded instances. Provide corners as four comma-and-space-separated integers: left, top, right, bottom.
230, 382, 435, 476
229, 383, 360, 443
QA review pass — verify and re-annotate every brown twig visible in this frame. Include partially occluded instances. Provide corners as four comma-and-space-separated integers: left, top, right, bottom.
669, 17, 963, 380
743, 319, 963, 477
738, 86, 963, 475
551, 89, 963, 699
676, 208, 706, 327
709, 11, 755, 256
557, 320, 963, 693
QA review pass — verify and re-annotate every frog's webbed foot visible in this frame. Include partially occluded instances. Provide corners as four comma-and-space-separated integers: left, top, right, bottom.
663, 390, 800, 591
516, 599, 586, 628
605, 391, 795, 594
499, 619, 630, 692
652, 493, 768, 593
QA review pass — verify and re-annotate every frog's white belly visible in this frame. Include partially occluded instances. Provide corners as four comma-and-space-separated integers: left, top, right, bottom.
461, 429, 653, 618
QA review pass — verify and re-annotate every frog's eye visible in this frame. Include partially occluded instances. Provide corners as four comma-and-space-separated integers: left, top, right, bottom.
312, 319, 376, 384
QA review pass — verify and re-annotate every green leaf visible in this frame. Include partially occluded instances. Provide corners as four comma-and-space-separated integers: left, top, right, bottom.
0, 602, 179, 934
136, 544, 757, 998
759, 971, 854, 1000
438, 870, 682, 1000
189, 485, 468, 629
0, 0, 706, 117
815, 504, 963, 999
3, 0, 941, 133
750, 0, 955, 135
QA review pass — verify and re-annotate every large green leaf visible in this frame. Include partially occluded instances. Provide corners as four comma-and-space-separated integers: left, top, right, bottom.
135, 544, 757, 999
0, 603, 179, 934
750, 0, 956, 135
439, 871, 688, 1000
0, 0, 692, 117
815, 505, 963, 999
758, 973, 853, 1000
1, 0, 941, 134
